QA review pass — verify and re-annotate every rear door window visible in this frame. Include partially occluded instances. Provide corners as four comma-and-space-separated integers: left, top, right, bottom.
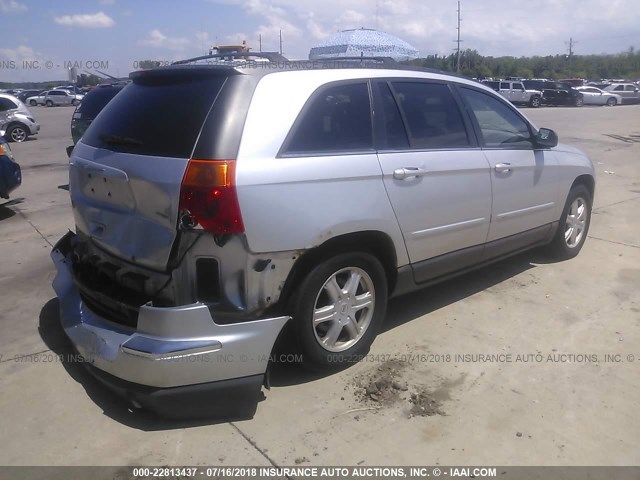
82, 74, 227, 158
373, 81, 409, 150
284, 82, 373, 154
390, 81, 470, 149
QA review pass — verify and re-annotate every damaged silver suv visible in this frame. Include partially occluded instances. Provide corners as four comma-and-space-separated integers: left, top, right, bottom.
52, 55, 595, 418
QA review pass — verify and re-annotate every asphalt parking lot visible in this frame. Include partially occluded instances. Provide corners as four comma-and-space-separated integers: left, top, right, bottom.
1, 104, 639, 467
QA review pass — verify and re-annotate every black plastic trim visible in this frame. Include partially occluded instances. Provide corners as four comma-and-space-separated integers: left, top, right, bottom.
85, 364, 264, 420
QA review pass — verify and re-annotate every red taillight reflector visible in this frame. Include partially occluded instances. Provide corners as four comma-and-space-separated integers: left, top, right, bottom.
179, 159, 244, 234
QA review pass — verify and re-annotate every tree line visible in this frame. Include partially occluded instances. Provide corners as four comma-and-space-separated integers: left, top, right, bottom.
404, 48, 640, 80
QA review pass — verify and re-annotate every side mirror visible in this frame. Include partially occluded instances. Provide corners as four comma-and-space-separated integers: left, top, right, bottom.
535, 128, 558, 149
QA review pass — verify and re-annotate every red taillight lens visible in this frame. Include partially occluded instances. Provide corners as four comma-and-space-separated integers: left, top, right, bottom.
178, 159, 244, 234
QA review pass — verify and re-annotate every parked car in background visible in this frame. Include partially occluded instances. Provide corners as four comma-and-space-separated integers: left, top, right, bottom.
43, 90, 84, 107
0, 93, 40, 143
17, 90, 44, 104
603, 83, 640, 104
52, 57, 595, 418
522, 80, 584, 106
26, 91, 50, 106
70, 84, 124, 145
482, 80, 542, 107
576, 86, 622, 106
0, 137, 21, 198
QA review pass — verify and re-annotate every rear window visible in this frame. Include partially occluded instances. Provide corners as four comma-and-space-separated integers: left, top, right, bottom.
82, 74, 227, 158
76, 87, 123, 118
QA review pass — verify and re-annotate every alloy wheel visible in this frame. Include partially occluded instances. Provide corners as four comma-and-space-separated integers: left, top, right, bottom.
312, 267, 375, 352
564, 197, 587, 248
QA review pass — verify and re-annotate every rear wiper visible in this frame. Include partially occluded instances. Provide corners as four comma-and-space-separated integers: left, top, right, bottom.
99, 134, 143, 147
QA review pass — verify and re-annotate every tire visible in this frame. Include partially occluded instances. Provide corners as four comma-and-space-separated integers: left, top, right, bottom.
529, 96, 541, 108
547, 185, 592, 260
29, 100, 37, 106
71, 99, 78, 106
292, 252, 388, 370
6, 124, 28, 143
574, 96, 584, 107
606, 97, 617, 106
46, 100, 53, 107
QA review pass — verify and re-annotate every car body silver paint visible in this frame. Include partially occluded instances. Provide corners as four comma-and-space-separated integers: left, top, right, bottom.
69, 142, 188, 271
52, 242, 289, 388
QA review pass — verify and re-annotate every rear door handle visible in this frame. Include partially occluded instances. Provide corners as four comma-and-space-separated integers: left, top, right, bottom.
494, 163, 512, 173
393, 167, 428, 180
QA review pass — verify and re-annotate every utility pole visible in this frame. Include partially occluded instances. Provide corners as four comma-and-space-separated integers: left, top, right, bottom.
565, 37, 577, 75
455, 1, 463, 73
279, 29, 283, 55
259, 34, 262, 52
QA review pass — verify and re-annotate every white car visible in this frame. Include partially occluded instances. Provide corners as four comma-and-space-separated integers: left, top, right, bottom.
27, 90, 83, 107
576, 86, 622, 106
603, 83, 640, 104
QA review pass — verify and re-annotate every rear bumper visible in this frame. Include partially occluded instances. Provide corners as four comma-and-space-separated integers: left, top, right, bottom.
51, 231, 290, 418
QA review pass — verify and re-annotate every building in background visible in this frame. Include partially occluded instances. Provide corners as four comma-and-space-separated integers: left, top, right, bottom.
309, 28, 419, 61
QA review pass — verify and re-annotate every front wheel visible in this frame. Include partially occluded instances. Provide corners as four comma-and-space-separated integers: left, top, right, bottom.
45, 100, 53, 107
530, 96, 541, 108
574, 97, 584, 107
606, 97, 617, 106
547, 185, 592, 259
292, 252, 388, 370
30, 100, 37, 106
71, 99, 78, 106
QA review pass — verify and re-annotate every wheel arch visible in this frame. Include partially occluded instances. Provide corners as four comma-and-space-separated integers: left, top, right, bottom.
277, 230, 398, 310
571, 174, 595, 201
4, 121, 29, 141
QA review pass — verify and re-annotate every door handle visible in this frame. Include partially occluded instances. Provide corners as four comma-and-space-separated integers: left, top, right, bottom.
494, 163, 512, 173
393, 167, 428, 180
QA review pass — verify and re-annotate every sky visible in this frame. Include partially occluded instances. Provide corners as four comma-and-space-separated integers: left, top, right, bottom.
1, 0, 639, 82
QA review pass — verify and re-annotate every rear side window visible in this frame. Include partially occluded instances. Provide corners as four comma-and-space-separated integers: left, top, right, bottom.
391, 82, 470, 149
284, 82, 373, 154
461, 88, 532, 148
83, 75, 226, 158
0, 98, 18, 111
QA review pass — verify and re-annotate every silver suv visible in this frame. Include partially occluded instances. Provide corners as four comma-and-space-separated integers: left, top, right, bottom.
52, 57, 595, 418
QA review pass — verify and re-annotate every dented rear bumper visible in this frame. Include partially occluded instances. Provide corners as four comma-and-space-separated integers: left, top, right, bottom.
51, 231, 290, 419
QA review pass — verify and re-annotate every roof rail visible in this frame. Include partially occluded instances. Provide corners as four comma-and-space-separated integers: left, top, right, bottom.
307, 56, 398, 66
172, 52, 288, 65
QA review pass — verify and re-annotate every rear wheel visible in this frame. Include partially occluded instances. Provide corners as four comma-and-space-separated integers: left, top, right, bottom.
6, 124, 28, 143
547, 185, 592, 259
529, 96, 541, 108
292, 252, 388, 370
29, 100, 37, 106
574, 96, 584, 107
606, 97, 617, 106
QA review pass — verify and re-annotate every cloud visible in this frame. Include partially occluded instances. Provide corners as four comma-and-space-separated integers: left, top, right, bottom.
54, 11, 115, 28
210, 0, 640, 60
0, 45, 37, 61
0, 0, 27, 13
140, 29, 191, 51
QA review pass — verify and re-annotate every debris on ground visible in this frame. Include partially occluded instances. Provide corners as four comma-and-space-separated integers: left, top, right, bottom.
408, 390, 445, 417
353, 359, 409, 406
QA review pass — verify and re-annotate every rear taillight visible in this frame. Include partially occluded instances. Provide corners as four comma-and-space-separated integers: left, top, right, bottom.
178, 159, 244, 234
